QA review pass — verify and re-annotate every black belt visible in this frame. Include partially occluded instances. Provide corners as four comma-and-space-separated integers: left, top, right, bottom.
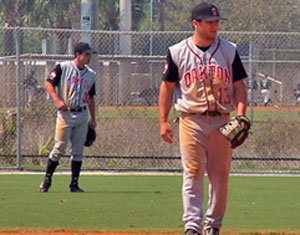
187, 111, 229, 117
70, 106, 87, 112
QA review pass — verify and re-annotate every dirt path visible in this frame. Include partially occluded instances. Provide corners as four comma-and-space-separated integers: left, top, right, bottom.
0, 233, 177, 235
1, 232, 300, 235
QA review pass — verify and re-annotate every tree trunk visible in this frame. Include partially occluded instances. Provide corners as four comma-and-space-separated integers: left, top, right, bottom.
55, 15, 70, 54
69, 1, 81, 48
157, 0, 166, 55
69, 1, 81, 30
107, 5, 118, 54
157, 0, 165, 31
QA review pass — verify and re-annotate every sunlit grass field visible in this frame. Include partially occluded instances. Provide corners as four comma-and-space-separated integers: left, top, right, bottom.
0, 174, 299, 234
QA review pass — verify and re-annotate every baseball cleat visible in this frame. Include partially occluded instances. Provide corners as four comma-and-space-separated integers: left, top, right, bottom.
69, 182, 84, 193
182, 229, 201, 235
204, 228, 220, 235
39, 178, 51, 193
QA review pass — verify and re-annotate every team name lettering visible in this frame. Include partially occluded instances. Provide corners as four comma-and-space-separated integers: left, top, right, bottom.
82, 92, 91, 104
66, 73, 92, 103
183, 65, 230, 88
184, 72, 191, 88
191, 68, 198, 83
82, 80, 91, 91
199, 65, 208, 80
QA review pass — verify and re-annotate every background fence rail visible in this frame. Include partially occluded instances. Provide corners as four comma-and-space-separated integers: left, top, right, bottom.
0, 27, 299, 174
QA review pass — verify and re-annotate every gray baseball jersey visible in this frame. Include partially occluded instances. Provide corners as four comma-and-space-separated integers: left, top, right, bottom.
47, 60, 96, 109
168, 36, 236, 113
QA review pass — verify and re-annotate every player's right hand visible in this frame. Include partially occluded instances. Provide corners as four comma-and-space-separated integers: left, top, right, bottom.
160, 122, 173, 144
54, 99, 68, 111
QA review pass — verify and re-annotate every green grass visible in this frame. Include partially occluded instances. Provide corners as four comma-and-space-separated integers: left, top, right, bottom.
0, 175, 300, 234
2, 106, 300, 122
235, 109, 300, 122
97, 107, 179, 125
225, 176, 300, 233
97, 107, 300, 123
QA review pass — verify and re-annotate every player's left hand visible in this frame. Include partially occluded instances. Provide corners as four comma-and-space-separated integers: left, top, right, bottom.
88, 120, 97, 130
218, 115, 251, 149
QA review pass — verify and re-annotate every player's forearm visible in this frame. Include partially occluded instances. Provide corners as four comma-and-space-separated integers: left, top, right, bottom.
45, 81, 60, 102
233, 80, 247, 116
88, 97, 96, 122
158, 82, 174, 124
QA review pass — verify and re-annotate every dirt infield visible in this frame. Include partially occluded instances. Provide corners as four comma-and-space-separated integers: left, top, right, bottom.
0, 233, 178, 235
1, 232, 300, 235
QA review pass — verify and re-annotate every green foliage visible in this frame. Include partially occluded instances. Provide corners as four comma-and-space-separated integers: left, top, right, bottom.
4, 107, 300, 170
26, 0, 78, 28
36, 134, 53, 155
23, 100, 56, 120
1, 0, 299, 32
98, 0, 119, 30
250, 117, 300, 157
107, 157, 118, 168
98, 0, 148, 31
234, 110, 300, 158
0, 110, 17, 155
164, 0, 300, 32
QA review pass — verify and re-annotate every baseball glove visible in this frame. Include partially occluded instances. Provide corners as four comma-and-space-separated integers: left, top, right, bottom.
218, 115, 251, 149
84, 125, 96, 147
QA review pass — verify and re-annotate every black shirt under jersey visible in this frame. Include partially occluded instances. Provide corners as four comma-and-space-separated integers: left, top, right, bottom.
163, 46, 247, 83
46, 64, 96, 97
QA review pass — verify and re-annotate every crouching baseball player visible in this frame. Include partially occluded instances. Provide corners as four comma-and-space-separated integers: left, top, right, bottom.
39, 42, 97, 193
159, 2, 249, 235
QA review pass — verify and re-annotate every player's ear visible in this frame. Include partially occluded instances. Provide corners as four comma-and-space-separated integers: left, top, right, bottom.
75, 52, 80, 58
192, 19, 201, 29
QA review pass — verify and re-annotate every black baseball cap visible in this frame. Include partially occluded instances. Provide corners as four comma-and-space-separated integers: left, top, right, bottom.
191, 2, 227, 22
74, 42, 97, 55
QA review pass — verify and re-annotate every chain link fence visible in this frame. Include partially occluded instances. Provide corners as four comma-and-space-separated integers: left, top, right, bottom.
0, 27, 299, 174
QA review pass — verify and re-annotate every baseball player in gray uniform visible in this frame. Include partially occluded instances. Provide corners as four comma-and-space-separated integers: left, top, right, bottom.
39, 42, 97, 193
260, 75, 272, 106
159, 2, 248, 235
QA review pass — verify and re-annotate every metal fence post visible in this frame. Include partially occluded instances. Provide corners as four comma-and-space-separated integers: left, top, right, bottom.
149, 0, 155, 89
150, 0, 153, 56
16, 27, 22, 170
248, 39, 254, 122
119, 0, 132, 105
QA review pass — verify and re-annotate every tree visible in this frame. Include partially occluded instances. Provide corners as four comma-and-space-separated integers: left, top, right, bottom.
163, 0, 300, 32
157, 0, 166, 31
98, 1, 119, 31
0, 0, 35, 55
25, 0, 75, 28
0, 0, 16, 55
98, 0, 147, 31
25, 0, 80, 53
132, 0, 147, 30
69, 1, 81, 30
217, 0, 300, 32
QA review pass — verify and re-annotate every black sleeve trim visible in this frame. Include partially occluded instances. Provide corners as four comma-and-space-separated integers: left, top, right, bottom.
88, 83, 96, 97
162, 49, 179, 82
46, 64, 62, 86
232, 51, 248, 83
